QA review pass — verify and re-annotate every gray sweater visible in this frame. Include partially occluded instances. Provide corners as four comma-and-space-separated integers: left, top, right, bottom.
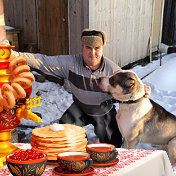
15, 52, 121, 116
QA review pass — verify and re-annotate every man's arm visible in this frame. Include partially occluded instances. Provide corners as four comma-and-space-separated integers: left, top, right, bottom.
12, 50, 42, 70
0, 40, 40, 69
0, 40, 71, 79
12, 51, 73, 80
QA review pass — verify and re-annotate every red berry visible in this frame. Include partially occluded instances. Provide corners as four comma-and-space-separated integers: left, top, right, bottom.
9, 150, 44, 161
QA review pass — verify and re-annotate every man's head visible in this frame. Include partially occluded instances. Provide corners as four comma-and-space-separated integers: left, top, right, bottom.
81, 29, 106, 70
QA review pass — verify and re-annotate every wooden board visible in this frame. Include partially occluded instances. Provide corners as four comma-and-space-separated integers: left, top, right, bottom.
38, 0, 68, 55
3, 0, 37, 51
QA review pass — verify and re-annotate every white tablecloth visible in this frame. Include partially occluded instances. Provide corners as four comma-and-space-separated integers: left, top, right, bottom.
0, 143, 174, 176
110, 148, 173, 176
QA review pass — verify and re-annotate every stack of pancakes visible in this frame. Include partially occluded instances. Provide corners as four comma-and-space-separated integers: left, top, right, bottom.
31, 124, 87, 160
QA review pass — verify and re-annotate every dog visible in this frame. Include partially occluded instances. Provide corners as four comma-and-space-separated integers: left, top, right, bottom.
99, 70, 176, 164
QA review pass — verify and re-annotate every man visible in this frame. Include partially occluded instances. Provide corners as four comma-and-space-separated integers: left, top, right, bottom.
10, 29, 150, 147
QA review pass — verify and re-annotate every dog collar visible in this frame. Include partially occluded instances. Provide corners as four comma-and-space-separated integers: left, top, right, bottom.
100, 96, 144, 107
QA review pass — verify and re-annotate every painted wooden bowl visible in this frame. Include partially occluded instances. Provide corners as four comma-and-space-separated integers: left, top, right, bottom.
6, 150, 47, 176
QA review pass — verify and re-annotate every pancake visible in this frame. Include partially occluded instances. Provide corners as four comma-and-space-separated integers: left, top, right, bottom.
31, 124, 87, 160
31, 138, 87, 147
31, 132, 85, 142
31, 139, 87, 149
32, 124, 85, 138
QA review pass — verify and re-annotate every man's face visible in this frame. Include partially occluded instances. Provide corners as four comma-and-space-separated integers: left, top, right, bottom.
82, 45, 104, 70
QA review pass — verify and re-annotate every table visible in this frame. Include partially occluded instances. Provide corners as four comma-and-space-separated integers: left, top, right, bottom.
0, 143, 174, 176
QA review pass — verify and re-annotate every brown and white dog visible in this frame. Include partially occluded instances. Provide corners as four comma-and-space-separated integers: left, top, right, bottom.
100, 70, 176, 164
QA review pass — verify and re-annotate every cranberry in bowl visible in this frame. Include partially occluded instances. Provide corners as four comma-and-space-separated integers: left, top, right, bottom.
6, 149, 47, 176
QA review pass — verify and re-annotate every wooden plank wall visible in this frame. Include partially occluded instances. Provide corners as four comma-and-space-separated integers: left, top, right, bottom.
3, 0, 38, 52
152, 0, 164, 51
162, 0, 176, 45
38, 0, 68, 55
3, 0, 164, 66
89, 0, 162, 67
69, 0, 89, 54
3, 0, 89, 55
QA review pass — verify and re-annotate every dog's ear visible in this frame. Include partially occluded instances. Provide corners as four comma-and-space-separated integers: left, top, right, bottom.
124, 78, 135, 88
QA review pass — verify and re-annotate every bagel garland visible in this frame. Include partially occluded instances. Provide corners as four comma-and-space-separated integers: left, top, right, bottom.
0, 54, 34, 112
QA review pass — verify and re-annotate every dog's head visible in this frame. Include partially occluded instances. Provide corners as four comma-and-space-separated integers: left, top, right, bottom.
100, 70, 145, 101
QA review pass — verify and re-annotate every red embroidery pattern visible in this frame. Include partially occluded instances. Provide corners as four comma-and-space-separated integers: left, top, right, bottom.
13, 143, 25, 147
43, 168, 53, 176
93, 149, 156, 176
0, 169, 11, 175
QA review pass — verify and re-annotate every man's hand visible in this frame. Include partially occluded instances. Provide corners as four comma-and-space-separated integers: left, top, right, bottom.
144, 84, 151, 98
0, 39, 10, 46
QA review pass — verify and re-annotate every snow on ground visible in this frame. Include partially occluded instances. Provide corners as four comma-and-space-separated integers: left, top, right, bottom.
132, 53, 176, 117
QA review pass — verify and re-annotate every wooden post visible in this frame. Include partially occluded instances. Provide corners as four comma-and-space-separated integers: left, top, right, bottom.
149, 0, 155, 62
0, 0, 6, 41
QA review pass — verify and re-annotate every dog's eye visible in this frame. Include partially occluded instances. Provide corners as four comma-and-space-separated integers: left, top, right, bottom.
124, 78, 135, 88
109, 77, 116, 86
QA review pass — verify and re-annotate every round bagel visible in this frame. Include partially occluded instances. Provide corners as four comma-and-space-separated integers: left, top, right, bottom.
1, 84, 13, 95
11, 77, 33, 89
18, 72, 35, 82
11, 83, 26, 99
11, 65, 30, 76
3, 91, 15, 108
0, 95, 5, 112
9, 56, 26, 73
